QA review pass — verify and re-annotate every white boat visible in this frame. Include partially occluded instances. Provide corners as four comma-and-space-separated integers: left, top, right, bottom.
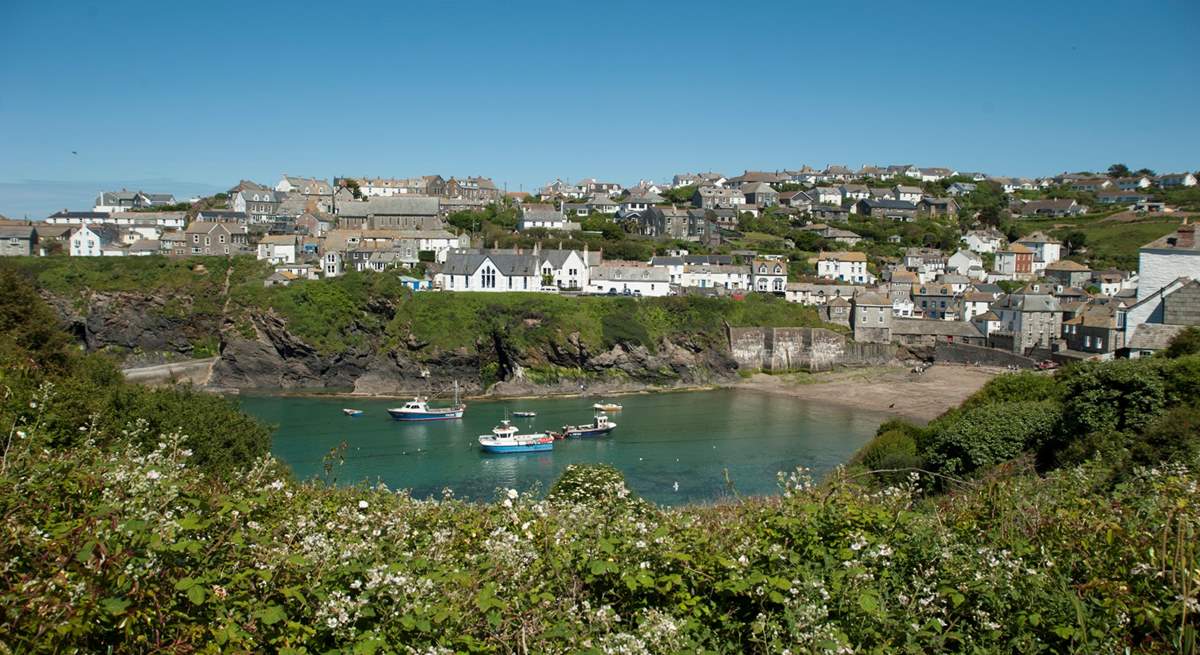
478, 420, 554, 453
592, 402, 622, 412
388, 381, 465, 421
342, 408, 364, 417
512, 411, 537, 417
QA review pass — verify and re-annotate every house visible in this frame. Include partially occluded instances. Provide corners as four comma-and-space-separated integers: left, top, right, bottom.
399, 275, 431, 291
918, 167, 956, 183
918, 197, 958, 217
886, 164, 921, 179
256, 234, 298, 265
800, 223, 863, 245
183, 222, 249, 256
850, 291, 893, 343
264, 270, 299, 287
911, 283, 960, 320
742, 182, 779, 207
0, 224, 38, 256
1016, 232, 1062, 272
1122, 277, 1199, 357
1044, 260, 1092, 288
784, 282, 865, 306
437, 249, 543, 292
778, 190, 813, 209
1092, 269, 1136, 297
903, 248, 947, 282
69, 224, 121, 256
693, 187, 745, 209
891, 318, 985, 347
620, 192, 665, 216
987, 284, 1063, 354
586, 262, 671, 296
1095, 190, 1151, 205
814, 251, 874, 284
587, 194, 619, 214
93, 190, 176, 214
947, 250, 983, 277
810, 205, 851, 221
855, 198, 918, 222
46, 210, 117, 225
1156, 172, 1198, 188
518, 204, 577, 231
195, 209, 250, 224
820, 296, 852, 326
961, 228, 1006, 254
443, 176, 500, 202
537, 246, 598, 290
960, 291, 995, 322
946, 182, 977, 197
751, 257, 787, 293
678, 264, 751, 291
811, 187, 842, 205
232, 189, 284, 223
1136, 221, 1200, 301
639, 206, 691, 239
1114, 176, 1153, 190
690, 208, 738, 233
994, 243, 1035, 279
336, 196, 442, 230
1019, 199, 1086, 218
1062, 301, 1124, 356
1069, 178, 1113, 192
838, 184, 870, 204
892, 185, 922, 204
276, 175, 332, 196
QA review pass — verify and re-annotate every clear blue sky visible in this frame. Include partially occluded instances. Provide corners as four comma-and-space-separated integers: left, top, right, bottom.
1, 0, 1197, 218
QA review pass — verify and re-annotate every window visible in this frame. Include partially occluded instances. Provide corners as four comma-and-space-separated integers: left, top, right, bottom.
481, 266, 496, 288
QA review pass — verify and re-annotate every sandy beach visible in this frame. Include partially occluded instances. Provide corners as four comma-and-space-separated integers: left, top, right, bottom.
735, 364, 1003, 424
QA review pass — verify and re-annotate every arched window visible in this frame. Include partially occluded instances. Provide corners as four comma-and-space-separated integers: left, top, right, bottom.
774, 265, 782, 274
759, 265, 767, 273
482, 266, 496, 288
773, 278, 783, 291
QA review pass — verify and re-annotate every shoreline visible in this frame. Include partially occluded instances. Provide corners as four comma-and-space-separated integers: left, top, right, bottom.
223, 364, 999, 424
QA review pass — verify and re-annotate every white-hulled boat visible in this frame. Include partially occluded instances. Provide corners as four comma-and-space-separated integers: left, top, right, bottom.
554, 413, 617, 439
478, 420, 554, 453
592, 402, 622, 412
387, 382, 465, 421
342, 408, 364, 417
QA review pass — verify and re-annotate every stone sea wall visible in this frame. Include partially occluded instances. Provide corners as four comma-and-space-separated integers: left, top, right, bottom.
727, 327, 898, 372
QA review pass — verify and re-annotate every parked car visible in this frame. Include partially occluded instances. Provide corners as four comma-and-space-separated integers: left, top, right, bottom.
1036, 360, 1059, 370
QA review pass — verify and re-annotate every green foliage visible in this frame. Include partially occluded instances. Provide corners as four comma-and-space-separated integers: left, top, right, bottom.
922, 401, 1061, 477
960, 371, 1062, 409
1058, 359, 1167, 437
660, 184, 697, 204
1165, 326, 1200, 358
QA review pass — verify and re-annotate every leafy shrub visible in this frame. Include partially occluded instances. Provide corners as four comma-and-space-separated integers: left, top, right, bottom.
922, 401, 1061, 477
960, 371, 1062, 409
1058, 359, 1167, 438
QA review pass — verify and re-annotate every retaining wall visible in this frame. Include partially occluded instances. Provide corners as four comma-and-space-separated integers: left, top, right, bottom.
728, 327, 897, 372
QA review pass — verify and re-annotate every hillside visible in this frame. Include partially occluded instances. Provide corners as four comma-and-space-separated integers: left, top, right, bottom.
1, 267, 1198, 652
0, 257, 835, 393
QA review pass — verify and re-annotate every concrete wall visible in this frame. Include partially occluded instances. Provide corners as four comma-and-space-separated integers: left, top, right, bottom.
934, 341, 1037, 368
727, 327, 897, 372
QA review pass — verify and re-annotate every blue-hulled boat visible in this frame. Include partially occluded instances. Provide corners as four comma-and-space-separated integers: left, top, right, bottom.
387, 382, 465, 421
554, 413, 617, 439
342, 408, 364, 417
478, 420, 554, 453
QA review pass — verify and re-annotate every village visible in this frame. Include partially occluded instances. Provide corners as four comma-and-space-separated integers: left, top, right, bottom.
0, 165, 1197, 363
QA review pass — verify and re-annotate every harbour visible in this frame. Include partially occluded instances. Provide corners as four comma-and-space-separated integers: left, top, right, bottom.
240, 389, 886, 505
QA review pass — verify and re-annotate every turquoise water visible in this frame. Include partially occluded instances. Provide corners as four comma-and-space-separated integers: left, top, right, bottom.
239, 390, 883, 506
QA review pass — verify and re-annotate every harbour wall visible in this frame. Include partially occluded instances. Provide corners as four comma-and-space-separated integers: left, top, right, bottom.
727, 327, 897, 372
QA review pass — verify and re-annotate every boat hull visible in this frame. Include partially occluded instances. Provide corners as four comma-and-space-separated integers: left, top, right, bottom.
387, 407, 465, 421
479, 442, 554, 453
563, 425, 616, 438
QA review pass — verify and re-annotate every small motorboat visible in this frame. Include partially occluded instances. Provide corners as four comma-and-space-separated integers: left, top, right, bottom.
512, 411, 537, 418
478, 420, 554, 453
592, 402, 622, 412
387, 382, 465, 421
555, 413, 617, 439
342, 408, 364, 417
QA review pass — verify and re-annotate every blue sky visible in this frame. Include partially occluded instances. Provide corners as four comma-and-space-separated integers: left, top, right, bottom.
0, 0, 1197, 219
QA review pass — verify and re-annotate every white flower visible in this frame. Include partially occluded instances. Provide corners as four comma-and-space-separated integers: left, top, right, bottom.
145, 470, 161, 481
29, 402, 37, 409
268, 480, 285, 491
507, 488, 519, 500
358, 500, 369, 510
16, 431, 26, 439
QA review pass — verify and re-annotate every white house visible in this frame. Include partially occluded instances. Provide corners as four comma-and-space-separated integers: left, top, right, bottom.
1017, 232, 1062, 274
586, 263, 671, 296
1136, 222, 1200, 301
947, 250, 983, 277
256, 234, 298, 265
961, 229, 1005, 254
811, 187, 842, 205
751, 257, 788, 293
69, 224, 121, 256
838, 184, 870, 203
815, 251, 875, 284
1156, 172, 1197, 188
438, 249, 543, 292
893, 185, 923, 204
537, 247, 598, 290
678, 264, 751, 290
517, 204, 579, 231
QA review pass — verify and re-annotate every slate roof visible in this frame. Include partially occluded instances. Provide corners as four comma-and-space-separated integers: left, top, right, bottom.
1127, 324, 1187, 351
891, 318, 983, 338
991, 291, 1061, 312
591, 264, 670, 283
441, 251, 541, 277
861, 198, 918, 210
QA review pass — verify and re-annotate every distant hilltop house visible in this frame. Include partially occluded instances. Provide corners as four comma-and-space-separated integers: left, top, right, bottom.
517, 204, 579, 232
813, 251, 875, 284
334, 196, 442, 231
276, 175, 332, 196
93, 190, 176, 214
1155, 172, 1197, 188
1019, 198, 1086, 218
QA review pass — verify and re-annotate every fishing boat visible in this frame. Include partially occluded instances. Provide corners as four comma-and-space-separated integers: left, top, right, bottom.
554, 413, 617, 439
512, 411, 537, 418
342, 408, 364, 417
592, 402, 622, 412
478, 420, 554, 453
387, 381, 465, 421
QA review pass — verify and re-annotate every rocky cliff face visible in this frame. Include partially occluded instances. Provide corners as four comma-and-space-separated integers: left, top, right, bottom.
46, 291, 741, 395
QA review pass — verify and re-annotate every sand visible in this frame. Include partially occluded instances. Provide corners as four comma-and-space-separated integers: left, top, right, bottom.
735, 364, 1003, 424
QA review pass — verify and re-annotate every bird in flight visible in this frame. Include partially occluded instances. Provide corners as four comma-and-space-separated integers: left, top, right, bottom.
71, 151, 78, 155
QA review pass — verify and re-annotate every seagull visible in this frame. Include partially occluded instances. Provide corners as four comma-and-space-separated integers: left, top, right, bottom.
673, 481, 679, 492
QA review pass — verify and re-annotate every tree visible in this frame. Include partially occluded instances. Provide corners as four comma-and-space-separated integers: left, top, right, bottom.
1063, 230, 1087, 254
342, 178, 363, 200
1164, 327, 1200, 359
1134, 167, 1156, 177
1107, 164, 1131, 178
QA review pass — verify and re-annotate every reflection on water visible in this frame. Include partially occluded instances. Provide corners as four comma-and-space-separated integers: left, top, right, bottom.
240, 389, 884, 506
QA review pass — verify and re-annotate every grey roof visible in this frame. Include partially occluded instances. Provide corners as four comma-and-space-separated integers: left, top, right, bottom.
894, 185, 922, 193
128, 239, 161, 253
991, 291, 1061, 313
0, 225, 36, 238
1127, 324, 1187, 351
891, 318, 983, 338
861, 198, 918, 210
742, 181, 777, 193
591, 264, 670, 283
366, 196, 440, 216
650, 256, 684, 266
853, 291, 891, 305
441, 250, 540, 277
683, 254, 733, 265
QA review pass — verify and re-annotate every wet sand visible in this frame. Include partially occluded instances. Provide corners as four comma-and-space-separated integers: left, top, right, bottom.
735, 364, 1002, 424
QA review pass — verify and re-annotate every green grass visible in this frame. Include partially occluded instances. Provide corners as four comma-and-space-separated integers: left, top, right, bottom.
1050, 216, 1181, 270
